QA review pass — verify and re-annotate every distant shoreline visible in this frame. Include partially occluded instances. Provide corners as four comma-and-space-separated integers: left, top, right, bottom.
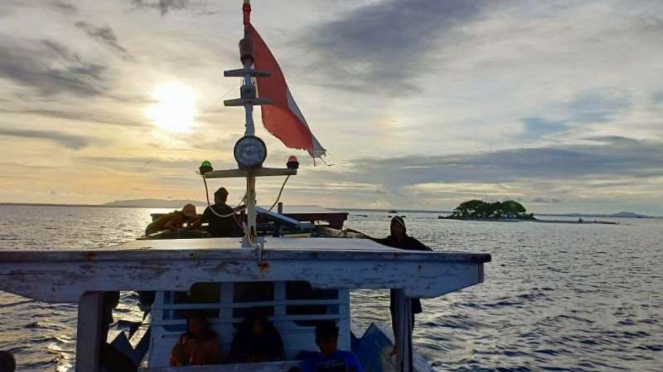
0, 202, 658, 218
0, 202, 171, 209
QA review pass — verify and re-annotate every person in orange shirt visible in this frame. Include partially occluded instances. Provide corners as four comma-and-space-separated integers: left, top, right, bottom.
170, 314, 221, 366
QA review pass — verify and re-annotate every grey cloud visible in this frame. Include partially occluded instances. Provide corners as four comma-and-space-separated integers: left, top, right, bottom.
75, 22, 132, 59
653, 90, 663, 104
52, 0, 77, 14
0, 107, 148, 128
0, 128, 91, 149
519, 117, 568, 139
82, 156, 236, 173
0, 38, 107, 97
132, 0, 191, 15
0, 0, 77, 15
303, 0, 487, 93
530, 198, 562, 204
333, 136, 663, 190
568, 90, 631, 124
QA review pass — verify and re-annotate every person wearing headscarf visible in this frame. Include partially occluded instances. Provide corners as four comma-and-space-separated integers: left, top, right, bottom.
228, 312, 284, 363
360, 216, 433, 356
369, 216, 431, 252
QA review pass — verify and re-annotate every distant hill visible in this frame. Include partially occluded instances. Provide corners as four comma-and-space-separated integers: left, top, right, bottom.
609, 211, 649, 218
103, 199, 207, 208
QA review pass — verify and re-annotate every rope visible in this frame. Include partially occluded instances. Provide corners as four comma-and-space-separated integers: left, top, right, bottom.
268, 174, 291, 211
201, 174, 246, 219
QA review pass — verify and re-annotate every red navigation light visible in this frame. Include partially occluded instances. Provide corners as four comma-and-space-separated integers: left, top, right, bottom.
286, 156, 299, 170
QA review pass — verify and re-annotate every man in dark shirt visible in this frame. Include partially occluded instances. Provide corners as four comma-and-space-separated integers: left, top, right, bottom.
192, 187, 240, 237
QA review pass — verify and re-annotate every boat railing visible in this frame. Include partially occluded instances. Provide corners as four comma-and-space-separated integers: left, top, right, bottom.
152, 314, 345, 327
153, 298, 344, 311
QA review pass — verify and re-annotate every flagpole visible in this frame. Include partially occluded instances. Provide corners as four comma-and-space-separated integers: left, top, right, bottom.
241, 0, 257, 246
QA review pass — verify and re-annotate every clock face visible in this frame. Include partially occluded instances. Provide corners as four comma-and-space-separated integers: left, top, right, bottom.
234, 136, 267, 168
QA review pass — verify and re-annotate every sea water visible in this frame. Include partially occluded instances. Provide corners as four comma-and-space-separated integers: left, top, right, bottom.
0, 205, 661, 371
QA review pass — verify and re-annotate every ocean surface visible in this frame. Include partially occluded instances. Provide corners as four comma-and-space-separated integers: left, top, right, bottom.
0, 205, 661, 371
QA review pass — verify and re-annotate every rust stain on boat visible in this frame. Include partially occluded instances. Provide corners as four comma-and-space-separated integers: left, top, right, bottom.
259, 262, 270, 273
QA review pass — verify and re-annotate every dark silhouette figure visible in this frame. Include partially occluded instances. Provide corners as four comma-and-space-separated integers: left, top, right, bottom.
0, 350, 16, 372
228, 312, 284, 363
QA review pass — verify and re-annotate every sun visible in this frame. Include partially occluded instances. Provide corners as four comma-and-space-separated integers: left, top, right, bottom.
146, 83, 196, 132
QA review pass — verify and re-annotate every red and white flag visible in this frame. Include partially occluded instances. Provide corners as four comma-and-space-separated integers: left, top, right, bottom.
247, 24, 326, 159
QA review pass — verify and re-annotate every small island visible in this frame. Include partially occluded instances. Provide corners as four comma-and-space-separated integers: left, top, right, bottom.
445, 199, 536, 221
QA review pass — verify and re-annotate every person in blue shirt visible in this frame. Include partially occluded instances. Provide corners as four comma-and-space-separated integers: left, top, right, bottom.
302, 322, 363, 372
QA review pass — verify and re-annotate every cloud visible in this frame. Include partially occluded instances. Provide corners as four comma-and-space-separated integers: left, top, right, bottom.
333, 136, 663, 190
51, 0, 77, 14
653, 90, 663, 104
131, 0, 191, 15
0, 107, 148, 128
75, 22, 131, 59
0, 128, 91, 149
530, 197, 562, 204
303, 0, 488, 93
0, 0, 77, 15
81, 156, 236, 173
519, 117, 569, 139
567, 90, 631, 123
0, 38, 107, 96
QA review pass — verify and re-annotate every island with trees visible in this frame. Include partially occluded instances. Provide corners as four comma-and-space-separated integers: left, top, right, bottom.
445, 199, 536, 221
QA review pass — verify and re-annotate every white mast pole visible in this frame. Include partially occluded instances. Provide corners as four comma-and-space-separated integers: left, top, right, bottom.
242, 0, 257, 247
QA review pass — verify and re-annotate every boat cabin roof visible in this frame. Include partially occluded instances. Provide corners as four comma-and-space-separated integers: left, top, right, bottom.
0, 237, 490, 303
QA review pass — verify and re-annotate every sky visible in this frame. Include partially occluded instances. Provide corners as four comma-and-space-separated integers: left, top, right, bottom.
1, 0, 662, 215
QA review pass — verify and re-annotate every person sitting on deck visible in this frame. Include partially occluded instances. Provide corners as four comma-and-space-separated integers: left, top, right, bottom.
0, 350, 16, 372
170, 313, 221, 366
228, 312, 284, 363
144, 204, 197, 236
302, 322, 363, 372
191, 187, 242, 237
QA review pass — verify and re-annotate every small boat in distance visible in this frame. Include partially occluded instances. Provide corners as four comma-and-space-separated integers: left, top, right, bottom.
0, 2, 490, 371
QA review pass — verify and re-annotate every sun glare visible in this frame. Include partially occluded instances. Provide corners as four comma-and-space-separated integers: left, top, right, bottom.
146, 83, 196, 132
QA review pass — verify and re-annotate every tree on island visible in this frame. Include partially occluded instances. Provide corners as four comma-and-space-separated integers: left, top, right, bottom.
449, 199, 533, 220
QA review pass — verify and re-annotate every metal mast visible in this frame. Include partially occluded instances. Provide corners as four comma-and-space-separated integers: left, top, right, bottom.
203, 0, 296, 248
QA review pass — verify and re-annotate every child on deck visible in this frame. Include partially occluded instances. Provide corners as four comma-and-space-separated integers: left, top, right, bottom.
303, 322, 363, 372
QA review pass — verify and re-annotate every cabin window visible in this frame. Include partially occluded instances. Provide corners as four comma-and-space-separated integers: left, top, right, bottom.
286, 281, 337, 300
167, 282, 221, 319
233, 281, 274, 318
286, 281, 338, 326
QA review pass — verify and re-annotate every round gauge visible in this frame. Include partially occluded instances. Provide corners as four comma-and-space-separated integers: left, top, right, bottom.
234, 135, 267, 168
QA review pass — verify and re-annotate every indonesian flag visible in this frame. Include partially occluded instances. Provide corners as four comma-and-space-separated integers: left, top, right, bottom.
247, 24, 326, 159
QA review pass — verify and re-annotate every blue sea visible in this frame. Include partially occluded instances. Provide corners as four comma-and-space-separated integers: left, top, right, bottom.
0, 205, 661, 371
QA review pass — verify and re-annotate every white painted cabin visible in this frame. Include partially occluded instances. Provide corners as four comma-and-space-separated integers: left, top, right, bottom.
0, 237, 491, 372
